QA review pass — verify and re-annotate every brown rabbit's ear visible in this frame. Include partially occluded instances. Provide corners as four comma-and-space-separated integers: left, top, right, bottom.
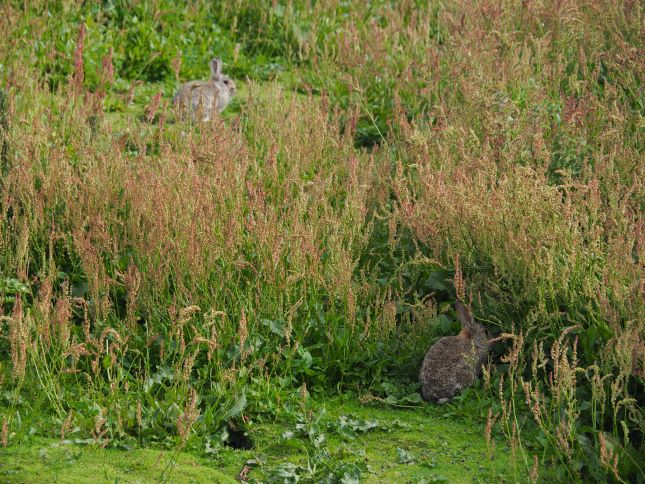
456, 300, 475, 329
210, 58, 222, 77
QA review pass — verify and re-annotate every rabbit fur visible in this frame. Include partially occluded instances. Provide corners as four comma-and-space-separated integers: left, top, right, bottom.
173, 58, 236, 121
419, 301, 490, 403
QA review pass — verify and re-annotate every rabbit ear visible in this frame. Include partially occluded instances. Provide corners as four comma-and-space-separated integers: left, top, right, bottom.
456, 300, 475, 329
210, 58, 222, 77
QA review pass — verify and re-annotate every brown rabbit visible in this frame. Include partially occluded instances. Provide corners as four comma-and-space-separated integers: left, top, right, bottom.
419, 301, 490, 403
173, 58, 236, 122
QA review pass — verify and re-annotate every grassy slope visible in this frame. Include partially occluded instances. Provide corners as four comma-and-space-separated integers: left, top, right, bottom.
0, 60, 559, 484
0, 83, 526, 483
1, 397, 525, 483
0, 1, 642, 482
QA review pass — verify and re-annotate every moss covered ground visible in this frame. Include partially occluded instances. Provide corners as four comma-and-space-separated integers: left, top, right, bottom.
1, 397, 530, 483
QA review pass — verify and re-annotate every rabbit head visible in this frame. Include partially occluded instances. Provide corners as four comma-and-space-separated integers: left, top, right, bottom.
456, 300, 490, 353
209, 58, 236, 112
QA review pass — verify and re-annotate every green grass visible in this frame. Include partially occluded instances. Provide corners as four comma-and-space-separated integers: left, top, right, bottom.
1, 397, 525, 483
1, 439, 236, 483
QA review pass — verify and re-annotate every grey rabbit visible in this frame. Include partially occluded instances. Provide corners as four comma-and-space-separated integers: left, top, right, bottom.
419, 300, 490, 403
173, 58, 236, 121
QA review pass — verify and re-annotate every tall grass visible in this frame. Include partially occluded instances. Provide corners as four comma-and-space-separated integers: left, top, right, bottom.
0, 0, 643, 480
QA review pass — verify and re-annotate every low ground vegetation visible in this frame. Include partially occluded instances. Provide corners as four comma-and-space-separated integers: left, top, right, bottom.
0, 0, 643, 482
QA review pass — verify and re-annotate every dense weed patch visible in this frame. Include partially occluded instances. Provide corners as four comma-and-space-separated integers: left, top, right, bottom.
0, 0, 643, 481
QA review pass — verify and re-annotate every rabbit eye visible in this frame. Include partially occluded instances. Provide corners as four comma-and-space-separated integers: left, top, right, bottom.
223, 80, 229, 85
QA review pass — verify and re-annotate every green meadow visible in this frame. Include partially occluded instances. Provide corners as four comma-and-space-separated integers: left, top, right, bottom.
0, 1, 642, 482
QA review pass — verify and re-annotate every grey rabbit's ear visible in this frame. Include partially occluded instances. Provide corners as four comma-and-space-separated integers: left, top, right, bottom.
456, 300, 475, 329
210, 58, 222, 77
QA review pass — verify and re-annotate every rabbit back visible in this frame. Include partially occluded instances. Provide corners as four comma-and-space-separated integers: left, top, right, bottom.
173, 81, 203, 105
173, 82, 218, 121
419, 336, 482, 402
189, 84, 218, 121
